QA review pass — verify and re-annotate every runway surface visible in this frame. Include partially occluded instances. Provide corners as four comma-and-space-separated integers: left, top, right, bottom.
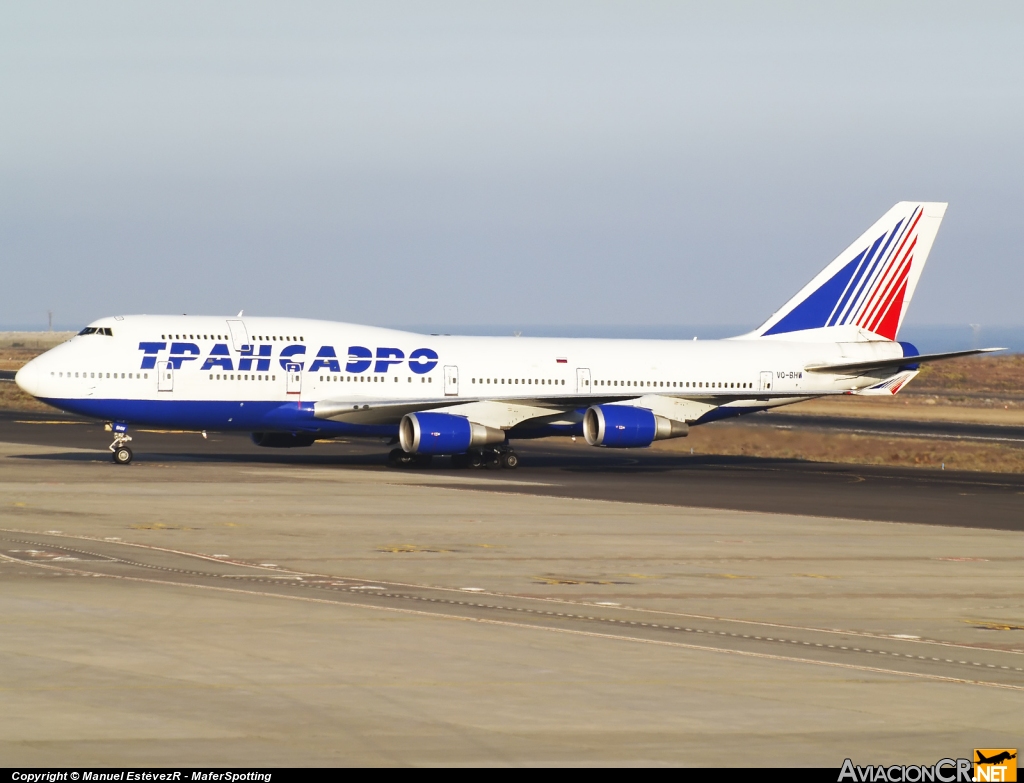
2, 528, 1021, 690
1, 428, 1023, 764
3, 409, 1024, 531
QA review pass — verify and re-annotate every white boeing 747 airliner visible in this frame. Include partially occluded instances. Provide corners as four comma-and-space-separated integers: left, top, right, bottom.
16, 202, 1000, 467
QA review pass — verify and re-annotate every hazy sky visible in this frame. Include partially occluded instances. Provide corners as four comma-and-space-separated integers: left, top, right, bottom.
2, 1, 1022, 331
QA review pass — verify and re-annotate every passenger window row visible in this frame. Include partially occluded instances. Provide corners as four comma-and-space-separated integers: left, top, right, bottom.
464, 378, 753, 390
471, 378, 565, 386
210, 374, 277, 381
319, 376, 432, 382
159, 334, 305, 341
594, 380, 754, 389
55, 371, 146, 379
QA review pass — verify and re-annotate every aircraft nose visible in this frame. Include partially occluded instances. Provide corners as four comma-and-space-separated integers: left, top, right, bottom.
15, 359, 41, 397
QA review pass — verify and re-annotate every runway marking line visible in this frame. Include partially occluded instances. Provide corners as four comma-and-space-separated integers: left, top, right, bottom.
12, 420, 90, 426
2, 550, 1021, 694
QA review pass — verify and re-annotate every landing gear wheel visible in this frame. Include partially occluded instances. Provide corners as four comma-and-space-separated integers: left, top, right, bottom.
108, 426, 134, 464
484, 451, 502, 469
470, 451, 484, 468
501, 452, 519, 469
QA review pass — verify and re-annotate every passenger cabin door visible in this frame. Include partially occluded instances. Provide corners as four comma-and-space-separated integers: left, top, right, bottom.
286, 363, 302, 396
157, 361, 174, 392
759, 371, 773, 392
576, 367, 591, 394
226, 319, 250, 352
444, 365, 459, 396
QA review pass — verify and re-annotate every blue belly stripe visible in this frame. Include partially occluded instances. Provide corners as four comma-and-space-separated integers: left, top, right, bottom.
39, 397, 397, 438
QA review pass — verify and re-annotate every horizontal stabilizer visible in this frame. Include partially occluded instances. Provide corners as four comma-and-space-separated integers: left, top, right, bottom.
805, 347, 1003, 375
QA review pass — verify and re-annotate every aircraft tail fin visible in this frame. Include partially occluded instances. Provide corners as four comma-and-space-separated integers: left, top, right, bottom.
745, 202, 947, 342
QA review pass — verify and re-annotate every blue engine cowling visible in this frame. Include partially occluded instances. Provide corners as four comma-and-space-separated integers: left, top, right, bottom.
400, 412, 505, 455
583, 405, 688, 448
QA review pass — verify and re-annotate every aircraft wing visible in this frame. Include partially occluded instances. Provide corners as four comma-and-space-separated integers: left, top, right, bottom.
804, 347, 1003, 375
313, 397, 566, 427
313, 389, 851, 428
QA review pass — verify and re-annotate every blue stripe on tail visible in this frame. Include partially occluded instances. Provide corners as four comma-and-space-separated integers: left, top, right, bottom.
763, 255, 862, 335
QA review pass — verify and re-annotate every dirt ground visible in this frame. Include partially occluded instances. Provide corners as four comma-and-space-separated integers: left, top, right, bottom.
915, 352, 1024, 395
783, 395, 1024, 425
785, 354, 1024, 426
654, 419, 1024, 473
3, 335, 1023, 472
0, 337, 73, 413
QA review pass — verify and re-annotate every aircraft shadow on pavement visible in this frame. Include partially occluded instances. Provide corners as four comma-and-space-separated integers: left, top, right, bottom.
11, 445, 842, 474
14, 449, 385, 467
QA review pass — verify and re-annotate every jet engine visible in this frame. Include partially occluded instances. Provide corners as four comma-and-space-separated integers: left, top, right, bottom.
582, 405, 688, 448
251, 431, 317, 448
399, 412, 505, 455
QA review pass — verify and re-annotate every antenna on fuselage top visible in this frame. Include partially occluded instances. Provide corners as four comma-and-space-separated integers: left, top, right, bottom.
237, 310, 244, 317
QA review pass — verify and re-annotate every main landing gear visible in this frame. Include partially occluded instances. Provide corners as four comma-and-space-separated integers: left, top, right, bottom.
451, 446, 518, 470
387, 446, 519, 470
109, 426, 134, 465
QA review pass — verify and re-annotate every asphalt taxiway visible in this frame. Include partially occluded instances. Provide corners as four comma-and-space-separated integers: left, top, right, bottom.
1, 413, 1023, 765
3, 409, 1024, 530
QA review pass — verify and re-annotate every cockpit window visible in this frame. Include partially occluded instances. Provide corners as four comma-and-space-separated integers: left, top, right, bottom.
78, 327, 97, 335
76, 327, 113, 336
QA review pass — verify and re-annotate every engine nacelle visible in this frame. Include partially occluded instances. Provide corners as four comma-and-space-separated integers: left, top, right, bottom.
399, 412, 505, 455
583, 405, 689, 448
251, 431, 317, 448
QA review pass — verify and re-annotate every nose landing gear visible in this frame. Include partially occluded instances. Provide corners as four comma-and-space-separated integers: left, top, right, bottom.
107, 423, 133, 465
